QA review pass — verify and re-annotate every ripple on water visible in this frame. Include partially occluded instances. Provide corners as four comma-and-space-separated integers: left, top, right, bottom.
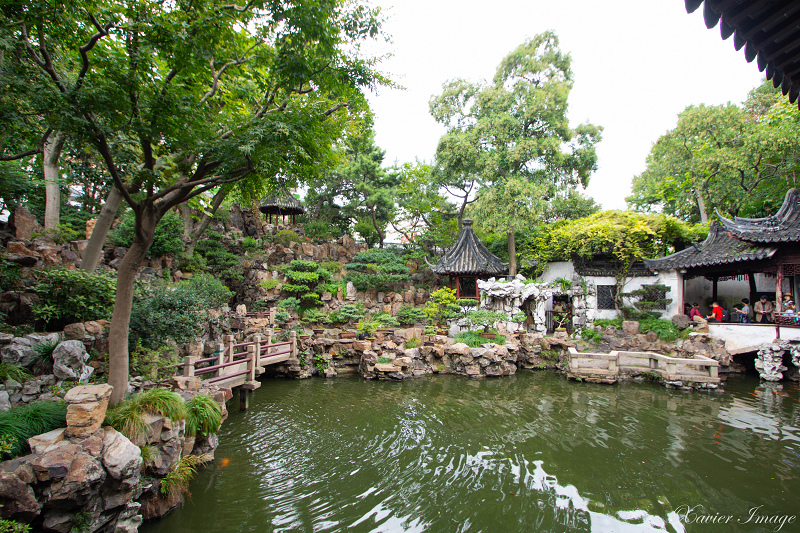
142, 373, 800, 533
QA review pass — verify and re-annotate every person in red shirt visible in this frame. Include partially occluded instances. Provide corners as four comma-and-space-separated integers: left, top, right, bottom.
689, 303, 703, 320
706, 302, 723, 322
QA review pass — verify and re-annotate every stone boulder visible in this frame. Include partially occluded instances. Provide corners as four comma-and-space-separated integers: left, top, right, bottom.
52, 340, 93, 382
101, 428, 143, 487
671, 314, 691, 330
621, 321, 640, 336
64, 384, 113, 438
9, 205, 39, 240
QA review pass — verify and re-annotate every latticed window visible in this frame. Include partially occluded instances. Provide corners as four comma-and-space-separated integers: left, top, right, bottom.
597, 285, 617, 310
641, 286, 667, 310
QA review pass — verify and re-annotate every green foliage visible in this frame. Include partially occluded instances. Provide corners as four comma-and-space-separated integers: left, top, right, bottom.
629, 82, 800, 222
285, 270, 320, 284
32, 339, 60, 374
345, 249, 410, 291
274, 230, 306, 246
130, 343, 179, 381
301, 309, 327, 324
280, 283, 311, 294
176, 252, 208, 274
466, 309, 508, 332
31, 224, 81, 244
303, 220, 343, 242
0, 518, 31, 532
377, 357, 391, 364
195, 232, 242, 281
0, 258, 21, 292
185, 395, 222, 437
160, 454, 212, 498
105, 389, 188, 442
319, 261, 344, 273
274, 310, 291, 323
286, 260, 318, 272
356, 313, 380, 336
372, 311, 400, 329
313, 353, 329, 373
0, 363, 30, 383
112, 210, 185, 257
511, 312, 527, 326
637, 319, 681, 343
0, 401, 68, 459
454, 331, 489, 348
242, 237, 262, 253
338, 303, 366, 324
423, 287, 460, 323
580, 328, 603, 343
130, 276, 231, 349
34, 268, 116, 329
622, 284, 672, 319
397, 305, 428, 325
259, 279, 281, 291
404, 338, 421, 349
278, 297, 301, 313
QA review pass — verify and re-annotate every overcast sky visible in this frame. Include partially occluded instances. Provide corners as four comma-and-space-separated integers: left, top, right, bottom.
364, 0, 766, 210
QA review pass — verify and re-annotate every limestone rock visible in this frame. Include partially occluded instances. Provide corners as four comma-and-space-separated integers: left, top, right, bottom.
62, 322, 86, 341
621, 321, 640, 335
28, 428, 66, 454
10, 205, 39, 240
0, 472, 40, 522
31, 443, 81, 482
48, 451, 106, 508
102, 428, 143, 486
52, 340, 92, 382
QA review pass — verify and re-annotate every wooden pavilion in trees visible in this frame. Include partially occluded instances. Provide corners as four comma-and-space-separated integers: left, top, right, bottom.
426, 219, 508, 299
644, 189, 800, 321
259, 189, 305, 225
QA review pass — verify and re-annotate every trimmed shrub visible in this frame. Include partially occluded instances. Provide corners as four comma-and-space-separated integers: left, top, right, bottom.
274, 230, 306, 245
105, 388, 187, 442
185, 395, 222, 437
345, 249, 410, 291
397, 305, 427, 325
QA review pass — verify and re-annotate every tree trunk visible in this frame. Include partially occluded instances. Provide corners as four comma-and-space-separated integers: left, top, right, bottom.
370, 204, 384, 248
185, 188, 227, 256
43, 131, 67, 231
108, 205, 158, 406
693, 188, 708, 224
181, 204, 195, 242
507, 230, 517, 276
81, 187, 124, 272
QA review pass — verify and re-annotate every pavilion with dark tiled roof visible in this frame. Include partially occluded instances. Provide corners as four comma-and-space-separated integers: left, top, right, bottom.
426, 219, 508, 299
645, 188, 800, 317
259, 188, 305, 225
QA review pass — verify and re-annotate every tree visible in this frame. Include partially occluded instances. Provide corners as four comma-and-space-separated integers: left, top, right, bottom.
7, 0, 386, 404
628, 81, 800, 222
523, 211, 706, 311
430, 32, 602, 275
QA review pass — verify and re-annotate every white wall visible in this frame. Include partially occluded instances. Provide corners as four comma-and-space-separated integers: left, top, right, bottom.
708, 323, 800, 354
538, 261, 682, 320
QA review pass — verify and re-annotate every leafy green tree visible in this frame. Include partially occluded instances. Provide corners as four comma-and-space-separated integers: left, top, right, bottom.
430, 32, 602, 275
628, 81, 800, 222
5, 0, 386, 404
524, 211, 706, 310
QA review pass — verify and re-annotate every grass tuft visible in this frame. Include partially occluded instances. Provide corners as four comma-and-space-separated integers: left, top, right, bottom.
105, 388, 188, 442
160, 453, 213, 498
0, 363, 31, 383
185, 395, 222, 437
0, 401, 68, 459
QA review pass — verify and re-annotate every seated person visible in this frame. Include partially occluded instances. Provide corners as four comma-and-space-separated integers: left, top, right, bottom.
706, 302, 723, 322
734, 298, 751, 323
689, 303, 704, 320
754, 295, 774, 323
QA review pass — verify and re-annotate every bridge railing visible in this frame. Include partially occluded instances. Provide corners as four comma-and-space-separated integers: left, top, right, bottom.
179, 329, 297, 385
568, 348, 719, 383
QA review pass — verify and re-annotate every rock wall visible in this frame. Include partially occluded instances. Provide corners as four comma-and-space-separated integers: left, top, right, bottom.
756, 340, 800, 381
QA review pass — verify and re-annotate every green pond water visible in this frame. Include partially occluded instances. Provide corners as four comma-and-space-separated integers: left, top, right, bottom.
141, 372, 800, 532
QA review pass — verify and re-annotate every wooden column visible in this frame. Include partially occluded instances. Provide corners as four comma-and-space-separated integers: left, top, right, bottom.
712, 276, 718, 303
223, 334, 235, 364
776, 262, 784, 312
748, 272, 758, 308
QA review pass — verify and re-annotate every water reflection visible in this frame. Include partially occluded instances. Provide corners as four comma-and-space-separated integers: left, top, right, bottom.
143, 373, 800, 533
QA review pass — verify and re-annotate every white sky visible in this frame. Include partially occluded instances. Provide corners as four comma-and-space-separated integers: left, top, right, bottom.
364, 0, 766, 210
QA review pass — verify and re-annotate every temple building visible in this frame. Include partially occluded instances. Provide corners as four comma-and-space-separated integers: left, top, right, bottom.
644, 188, 800, 323
426, 219, 508, 299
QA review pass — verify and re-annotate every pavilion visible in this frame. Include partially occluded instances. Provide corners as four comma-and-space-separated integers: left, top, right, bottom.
426, 219, 508, 299
644, 188, 800, 323
259, 189, 305, 226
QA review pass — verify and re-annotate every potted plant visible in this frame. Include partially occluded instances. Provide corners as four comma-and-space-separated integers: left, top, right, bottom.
373, 311, 400, 332
302, 308, 328, 334
357, 313, 380, 339
510, 312, 527, 336
466, 309, 507, 339
337, 303, 366, 338
424, 287, 460, 331
273, 309, 291, 330
277, 297, 301, 319
423, 325, 437, 346
552, 311, 571, 338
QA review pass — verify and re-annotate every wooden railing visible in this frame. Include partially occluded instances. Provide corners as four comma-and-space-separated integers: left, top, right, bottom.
178, 330, 297, 386
568, 348, 720, 383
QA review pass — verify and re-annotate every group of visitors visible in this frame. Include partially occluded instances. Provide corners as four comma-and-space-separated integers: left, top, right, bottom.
686, 294, 795, 324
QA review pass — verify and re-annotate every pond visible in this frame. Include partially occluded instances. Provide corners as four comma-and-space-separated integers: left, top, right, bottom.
141, 372, 800, 532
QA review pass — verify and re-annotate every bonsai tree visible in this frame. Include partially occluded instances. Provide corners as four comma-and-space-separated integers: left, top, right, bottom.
338, 303, 367, 327
397, 305, 428, 326
373, 311, 400, 329
278, 297, 301, 317
301, 309, 327, 327
424, 287, 460, 325
511, 311, 528, 333
456, 298, 479, 319
466, 309, 508, 333
356, 313, 380, 338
